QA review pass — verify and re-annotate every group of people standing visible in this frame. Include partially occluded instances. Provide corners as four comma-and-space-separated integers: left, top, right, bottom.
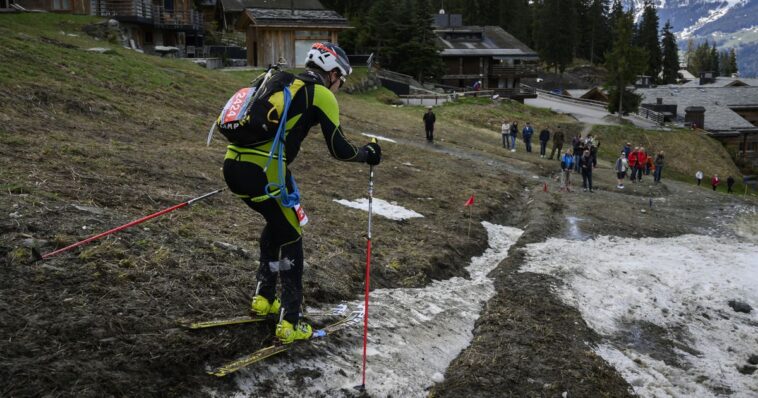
559, 134, 600, 192
500, 120, 565, 160
613, 143, 665, 189
695, 171, 737, 193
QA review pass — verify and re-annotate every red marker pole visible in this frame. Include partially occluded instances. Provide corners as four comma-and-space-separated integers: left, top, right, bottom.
36, 188, 225, 260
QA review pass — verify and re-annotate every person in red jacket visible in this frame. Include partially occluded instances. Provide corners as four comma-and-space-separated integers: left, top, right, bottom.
636, 147, 648, 182
711, 174, 720, 191
628, 147, 639, 182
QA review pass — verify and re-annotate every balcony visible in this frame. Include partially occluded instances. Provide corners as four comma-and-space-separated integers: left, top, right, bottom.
91, 0, 202, 30
489, 64, 538, 78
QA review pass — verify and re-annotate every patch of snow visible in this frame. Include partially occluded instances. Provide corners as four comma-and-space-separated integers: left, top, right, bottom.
231, 222, 523, 397
333, 198, 423, 220
522, 234, 758, 398
361, 133, 397, 143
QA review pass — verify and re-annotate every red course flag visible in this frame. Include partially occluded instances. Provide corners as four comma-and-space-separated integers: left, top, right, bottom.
464, 195, 475, 207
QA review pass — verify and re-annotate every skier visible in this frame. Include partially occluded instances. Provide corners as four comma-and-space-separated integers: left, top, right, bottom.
222, 42, 381, 344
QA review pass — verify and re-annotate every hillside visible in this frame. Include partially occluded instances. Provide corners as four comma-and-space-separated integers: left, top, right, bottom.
2, 14, 756, 398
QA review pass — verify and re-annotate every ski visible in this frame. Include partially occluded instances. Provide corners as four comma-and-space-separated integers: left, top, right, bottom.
183, 304, 348, 330
207, 307, 363, 377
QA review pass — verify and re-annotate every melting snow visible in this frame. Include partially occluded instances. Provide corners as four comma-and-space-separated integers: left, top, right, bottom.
333, 198, 423, 220
522, 234, 758, 398
361, 133, 397, 143
230, 222, 523, 397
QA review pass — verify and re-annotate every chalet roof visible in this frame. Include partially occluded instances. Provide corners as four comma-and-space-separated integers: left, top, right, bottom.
434, 26, 538, 59
237, 7, 349, 29
637, 86, 758, 132
220, 0, 325, 13
680, 76, 758, 88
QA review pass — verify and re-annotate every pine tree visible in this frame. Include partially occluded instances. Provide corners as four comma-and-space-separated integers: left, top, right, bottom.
576, 0, 609, 64
605, 11, 647, 116
728, 48, 739, 76
637, 1, 661, 83
710, 42, 719, 77
660, 20, 679, 84
536, 0, 577, 74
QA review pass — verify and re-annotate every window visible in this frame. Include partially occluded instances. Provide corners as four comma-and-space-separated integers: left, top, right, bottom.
52, 0, 71, 10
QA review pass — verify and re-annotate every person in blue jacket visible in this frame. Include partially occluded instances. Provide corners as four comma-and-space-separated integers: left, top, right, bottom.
560, 149, 574, 192
522, 122, 534, 153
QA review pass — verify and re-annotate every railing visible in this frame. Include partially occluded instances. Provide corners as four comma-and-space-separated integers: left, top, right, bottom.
489, 65, 539, 77
492, 86, 537, 98
531, 86, 608, 108
91, 0, 202, 29
636, 106, 666, 125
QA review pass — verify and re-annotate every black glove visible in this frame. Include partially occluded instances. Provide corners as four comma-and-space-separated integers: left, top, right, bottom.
362, 142, 382, 165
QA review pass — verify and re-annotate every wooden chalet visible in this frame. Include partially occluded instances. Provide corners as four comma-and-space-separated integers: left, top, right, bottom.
230, 0, 349, 67
433, 11, 539, 102
88, 0, 204, 54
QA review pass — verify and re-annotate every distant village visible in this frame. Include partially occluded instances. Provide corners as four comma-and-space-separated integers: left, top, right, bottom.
2, 0, 757, 169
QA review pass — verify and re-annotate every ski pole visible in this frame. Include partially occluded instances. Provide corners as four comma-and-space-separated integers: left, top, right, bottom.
356, 162, 375, 392
34, 188, 225, 261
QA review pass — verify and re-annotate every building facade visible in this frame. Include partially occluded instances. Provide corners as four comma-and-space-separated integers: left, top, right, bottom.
433, 12, 538, 102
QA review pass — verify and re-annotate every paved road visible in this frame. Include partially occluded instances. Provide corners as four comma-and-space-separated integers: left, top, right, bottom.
525, 94, 660, 129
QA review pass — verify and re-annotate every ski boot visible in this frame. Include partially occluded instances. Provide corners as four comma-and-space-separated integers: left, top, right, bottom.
275, 319, 313, 344
251, 295, 281, 317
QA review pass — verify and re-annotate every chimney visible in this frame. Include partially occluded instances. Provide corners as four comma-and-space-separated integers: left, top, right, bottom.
699, 71, 714, 86
291, 0, 294, 14
656, 98, 663, 105
685, 106, 705, 129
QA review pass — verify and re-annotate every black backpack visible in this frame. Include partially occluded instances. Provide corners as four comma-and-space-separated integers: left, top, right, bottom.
215, 67, 297, 147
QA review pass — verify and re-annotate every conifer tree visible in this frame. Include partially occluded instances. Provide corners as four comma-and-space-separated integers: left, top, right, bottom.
605, 11, 647, 116
535, 0, 576, 74
710, 42, 719, 76
728, 48, 739, 76
660, 20, 679, 84
637, 1, 662, 83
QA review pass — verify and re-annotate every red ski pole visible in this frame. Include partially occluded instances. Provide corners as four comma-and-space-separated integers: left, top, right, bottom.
356, 163, 375, 392
34, 188, 225, 261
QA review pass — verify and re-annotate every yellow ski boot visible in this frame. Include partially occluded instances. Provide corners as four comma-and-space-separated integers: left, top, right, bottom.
275, 319, 313, 344
250, 295, 281, 317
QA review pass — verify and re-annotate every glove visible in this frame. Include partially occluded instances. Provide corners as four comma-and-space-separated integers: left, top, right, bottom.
362, 142, 382, 165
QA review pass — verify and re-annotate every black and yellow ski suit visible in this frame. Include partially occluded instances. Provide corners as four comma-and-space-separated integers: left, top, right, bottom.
223, 72, 368, 324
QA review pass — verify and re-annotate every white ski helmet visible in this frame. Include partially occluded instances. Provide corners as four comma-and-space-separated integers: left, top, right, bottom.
306, 42, 352, 77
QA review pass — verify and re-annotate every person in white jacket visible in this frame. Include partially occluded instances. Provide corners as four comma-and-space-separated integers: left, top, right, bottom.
695, 170, 704, 186
615, 152, 629, 189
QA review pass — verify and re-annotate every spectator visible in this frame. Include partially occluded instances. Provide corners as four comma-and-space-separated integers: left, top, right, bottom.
711, 174, 720, 191
727, 176, 735, 193
549, 128, 564, 160
628, 147, 639, 182
636, 147, 648, 182
572, 135, 582, 172
560, 149, 574, 192
539, 127, 550, 158
509, 121, 518, 152
653, 151, 664, 183
522, 122, 534, 153
501, 119, 510, 149
579, 149, 594, 192
423, 106, 435, 143
473, 80, 482, 91
645, 155, 654, 175
622, 142, 632, 158
695, 170, 704, 186
615, 151, 629, 189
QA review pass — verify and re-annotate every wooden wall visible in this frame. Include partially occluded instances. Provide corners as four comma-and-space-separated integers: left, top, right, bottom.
246, 27, 340, 68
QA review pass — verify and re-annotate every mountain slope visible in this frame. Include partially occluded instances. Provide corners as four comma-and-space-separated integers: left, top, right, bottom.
626, 0, 757, 77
